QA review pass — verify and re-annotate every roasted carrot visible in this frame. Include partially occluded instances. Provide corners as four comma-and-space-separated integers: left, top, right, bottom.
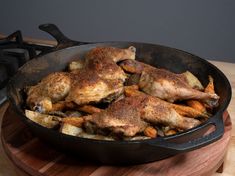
172, 104, 209, 118
62, 117, 84, 127
144, 126, 157, 138
77, 105, 102, 114
164, 129, 177, 136
204, 75, 215, 94
186, 100, 206, 114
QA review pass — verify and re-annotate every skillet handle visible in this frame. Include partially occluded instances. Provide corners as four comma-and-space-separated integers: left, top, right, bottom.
148, 112, 224, 152
39, 23, 89, 50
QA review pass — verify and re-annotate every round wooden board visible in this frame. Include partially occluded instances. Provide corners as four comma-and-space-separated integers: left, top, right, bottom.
0, 105, 232, 176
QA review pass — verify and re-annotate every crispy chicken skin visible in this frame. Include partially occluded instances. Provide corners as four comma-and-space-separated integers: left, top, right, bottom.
120, 60, 219, 107
26, 72, 71, 112
27, 46, 136, 112
66, 46, 136, 105
85, 93, 200, 137
140, 95, 200, 130
85, 96, 148, 137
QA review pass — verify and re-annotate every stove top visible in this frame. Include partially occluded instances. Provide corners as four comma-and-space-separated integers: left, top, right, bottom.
0, 24, 81, 105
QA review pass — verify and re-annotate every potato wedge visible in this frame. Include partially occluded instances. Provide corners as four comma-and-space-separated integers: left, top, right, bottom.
60, 123, 83, 136
77, 133, 115, 141
182, 71, 204, 90
25, 110, 61, 128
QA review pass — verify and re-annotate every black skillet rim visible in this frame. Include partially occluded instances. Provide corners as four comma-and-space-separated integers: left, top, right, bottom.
7, 41, 232, 144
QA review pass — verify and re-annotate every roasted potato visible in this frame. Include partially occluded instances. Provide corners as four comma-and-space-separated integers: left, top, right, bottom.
25, 110, 61, 128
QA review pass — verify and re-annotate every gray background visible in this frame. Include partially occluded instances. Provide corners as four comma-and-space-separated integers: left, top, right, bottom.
0, 0, 235, 62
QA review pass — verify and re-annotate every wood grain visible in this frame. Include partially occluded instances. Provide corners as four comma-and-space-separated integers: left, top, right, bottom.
0, 34, 234, 175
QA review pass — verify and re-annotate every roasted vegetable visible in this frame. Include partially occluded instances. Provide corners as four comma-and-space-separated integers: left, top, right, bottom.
62, 117, 84, 127
144, 126, 157, 138
25, 110, 61, 128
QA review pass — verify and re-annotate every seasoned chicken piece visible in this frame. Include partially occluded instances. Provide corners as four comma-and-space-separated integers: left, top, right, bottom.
84, 96, 148, 137
124, 88, 208, 118
141, 96, 200, 130
84, 93, 200, 137
120, 60, 219, 107
26, 72, 71, 112
27, 46, 136, 112
66, 46, 136, 105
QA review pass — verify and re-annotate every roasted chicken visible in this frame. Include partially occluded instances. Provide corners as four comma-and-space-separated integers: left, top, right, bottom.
120, 59, 219, 107
27, 46, 136, 112
66, 46, 136, 105
25, 46, 219, 139
84, 92, 200, 137
26, 72, 71, 112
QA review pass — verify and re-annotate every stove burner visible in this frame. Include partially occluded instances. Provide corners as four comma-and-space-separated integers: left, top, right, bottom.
0, 24, 86, 105
0, 30, 54, 105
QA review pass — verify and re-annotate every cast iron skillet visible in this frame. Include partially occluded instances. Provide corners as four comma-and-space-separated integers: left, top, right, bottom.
7, 24, 232, 164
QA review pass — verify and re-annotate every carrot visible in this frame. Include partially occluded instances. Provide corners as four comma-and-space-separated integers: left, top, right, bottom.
172, 104, 209, 118
186, 100, 206, 114
164, 129, 177, 136
62, 117, 84, 127
144, 126, 157, 138
204, 75, 215, 94
77, 105, 101, 114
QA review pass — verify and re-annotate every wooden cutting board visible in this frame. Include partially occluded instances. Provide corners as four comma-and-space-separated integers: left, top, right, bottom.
0, 104, 232, 176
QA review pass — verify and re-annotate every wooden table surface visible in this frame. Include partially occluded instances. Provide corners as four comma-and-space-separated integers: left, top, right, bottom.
0, 60, 234, 176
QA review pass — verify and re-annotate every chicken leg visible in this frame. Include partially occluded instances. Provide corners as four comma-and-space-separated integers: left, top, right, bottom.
84, 93, 200, 137
120, 59, 219, 107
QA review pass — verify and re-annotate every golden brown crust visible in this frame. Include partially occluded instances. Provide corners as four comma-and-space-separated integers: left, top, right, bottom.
85, 91, 200, 136
26, 72, 71, 112
66, 46, 135, 105
25, 46, 218, 139
27, 46, 136, 112
119, 59, 219, 104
